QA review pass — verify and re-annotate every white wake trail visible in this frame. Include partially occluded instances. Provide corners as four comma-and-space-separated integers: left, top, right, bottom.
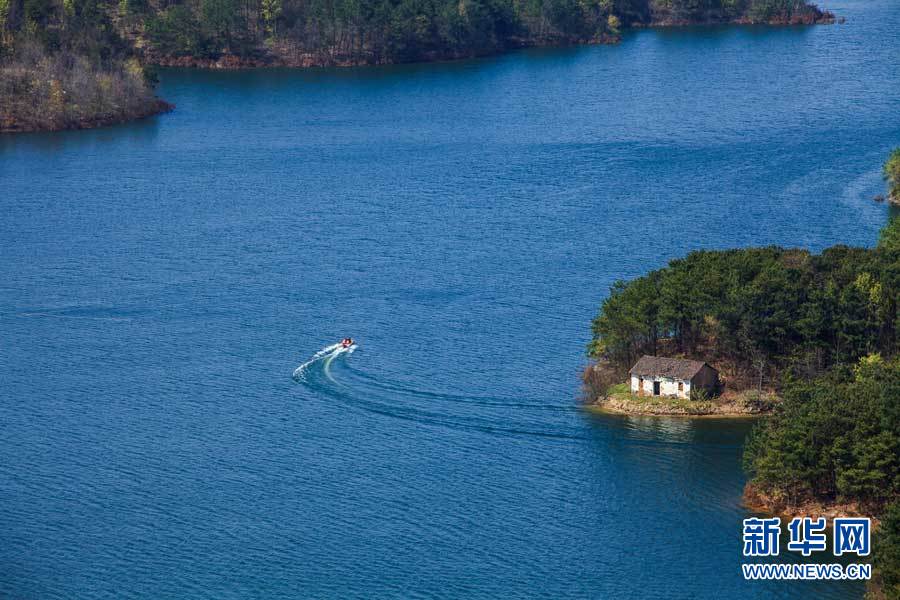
292, 343, 356, 381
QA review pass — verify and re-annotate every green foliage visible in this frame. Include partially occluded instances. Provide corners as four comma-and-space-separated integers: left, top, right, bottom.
201, 0, 243, 41
743, 357, 900, 596
876, 501, 900, 599
589, 272, 661, 365
885, 148, 900, 203
134, 0, 825, 63
0, 0, 161, 131
621, 0, 826, 24
607, 382, 630, 395
746, 0, 787, 21
1, 38, 162, 131
743, 356, 900, 506
879, 217, 900, 254
145, 0, 256, 59
261, 0, 281, 36
145, 5, 205, 56
589, 243, 899, 386
141, 0, 560, 60
0, 0, 829, 68
590, 209, 895, 600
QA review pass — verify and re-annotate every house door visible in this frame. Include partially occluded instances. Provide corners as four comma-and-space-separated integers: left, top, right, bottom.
653, 381, 661, 396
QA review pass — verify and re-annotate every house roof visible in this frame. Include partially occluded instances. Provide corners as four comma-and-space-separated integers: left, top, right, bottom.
629, 355, 714, 380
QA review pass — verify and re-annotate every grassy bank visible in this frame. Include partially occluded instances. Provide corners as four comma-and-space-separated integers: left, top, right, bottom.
588, 381, 777, 416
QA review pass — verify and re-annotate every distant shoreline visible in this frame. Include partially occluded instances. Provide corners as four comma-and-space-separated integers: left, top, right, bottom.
147, 35, 618, 70
147, 14, 836, 71
0, 6, 837, 134
0, 4, 843, 134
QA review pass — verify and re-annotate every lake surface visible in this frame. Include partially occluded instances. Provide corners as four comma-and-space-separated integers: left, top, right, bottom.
2, 0, 900, 597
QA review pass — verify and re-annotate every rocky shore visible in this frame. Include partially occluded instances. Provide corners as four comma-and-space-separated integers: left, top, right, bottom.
145, 35, 620, 70
644, 9, 836, 27
593, 396, 772, 417
743, 483, 878, 525
589, 384, 778, 417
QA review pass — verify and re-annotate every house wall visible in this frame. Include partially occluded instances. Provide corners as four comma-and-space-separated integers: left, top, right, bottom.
631, 375, 690, 399
690, 366, 719, 393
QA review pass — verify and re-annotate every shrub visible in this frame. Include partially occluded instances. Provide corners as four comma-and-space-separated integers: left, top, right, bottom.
875, 502, 900, 599
0, 38, 163, 131
884, 148, 900, 202
581, 361, 623, 402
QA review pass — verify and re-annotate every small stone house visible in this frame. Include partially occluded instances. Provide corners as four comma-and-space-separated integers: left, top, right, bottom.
629, 356, 719, 399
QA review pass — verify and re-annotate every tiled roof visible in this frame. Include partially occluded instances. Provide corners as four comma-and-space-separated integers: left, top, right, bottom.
629, 355, 713, 380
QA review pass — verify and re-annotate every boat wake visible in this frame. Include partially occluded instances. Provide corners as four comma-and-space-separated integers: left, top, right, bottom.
291, 342, 587, 441
292, 343, 357, 382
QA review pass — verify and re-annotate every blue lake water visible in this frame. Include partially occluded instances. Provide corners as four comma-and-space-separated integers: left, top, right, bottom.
2, 0, 900, 597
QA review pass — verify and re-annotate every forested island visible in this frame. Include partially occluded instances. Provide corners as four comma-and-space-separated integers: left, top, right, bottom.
583, 222, 899, 414
1, 0, 833, 131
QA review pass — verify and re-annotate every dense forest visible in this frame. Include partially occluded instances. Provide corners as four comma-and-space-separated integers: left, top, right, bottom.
130, 0, 832, 65
588, 217, 900, 391
1, 0, 833, 69
743, 352, 900, 512
743, 353, 900, 599
736, 215, 900, 599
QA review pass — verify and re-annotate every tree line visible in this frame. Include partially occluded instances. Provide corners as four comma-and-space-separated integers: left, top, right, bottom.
134, 0, 828, 63
589, 218, 900, 389
1, 0, 829, 65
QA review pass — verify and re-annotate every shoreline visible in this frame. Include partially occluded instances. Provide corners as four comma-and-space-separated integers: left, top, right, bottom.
585, 378, 780, 417
585, 402, 765, 419
145, 14, 836, 71
0, 99, 174, 134
145, 34, 620, 70
742, 483, 880, 526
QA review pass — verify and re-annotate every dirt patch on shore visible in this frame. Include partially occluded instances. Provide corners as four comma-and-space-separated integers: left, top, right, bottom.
743, 483, 879, 526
